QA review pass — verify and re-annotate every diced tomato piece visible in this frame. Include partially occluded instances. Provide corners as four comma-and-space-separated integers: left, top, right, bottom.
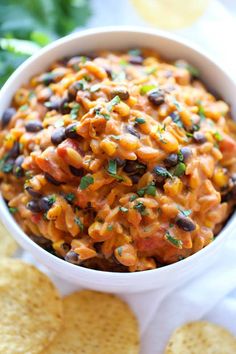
219, 134, 236, 154
31, 214, 41, 224
35, 147, 68, 182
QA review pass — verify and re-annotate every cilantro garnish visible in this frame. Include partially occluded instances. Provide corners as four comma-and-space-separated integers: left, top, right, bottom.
107, 95, 121, 111
79, 175, 94, 190
214, 131, 223, 142
70, 104, 80, 120
119, 206, 128, 213
107, 224, 113, 231
65, 193, 75, 203
128, 49, 141, 56
9, 207, 18, 214
173, 162, 186, 177
133, 201, 147, 216
135, 117, 146, 124
117, 246, 123, 256
129, 195, 138, 202
137, 182, 156, 197
140, 85, 156, 95
178, 207, 192, 217
107, 160, 124, 181
165, 231, 183, 248
75, 216, 84, 232
90, 84, 101, 93
153, 166, 173, 179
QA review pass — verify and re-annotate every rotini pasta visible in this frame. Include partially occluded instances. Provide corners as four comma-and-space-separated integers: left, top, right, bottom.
0, 49, 236, 271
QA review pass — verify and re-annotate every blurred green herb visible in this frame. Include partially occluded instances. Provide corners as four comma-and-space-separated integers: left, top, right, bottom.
0, 0, 92, 87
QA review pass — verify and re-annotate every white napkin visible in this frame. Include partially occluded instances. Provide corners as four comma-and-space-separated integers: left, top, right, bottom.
18, 1, 236, 353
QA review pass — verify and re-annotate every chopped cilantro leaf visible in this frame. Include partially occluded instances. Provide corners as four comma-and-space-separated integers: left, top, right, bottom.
90, 84, 101, 93
133, 201, 147, 215
129, 195, 138, 202
214, 131, 223, 142
145, 67, 157, 75
198, 103, 206, 120
70, 104, 80, 120
165, 231, 183, 248
48, 195, 56, 205
75, 216, 84, 232
140, 85, 156, 95
173, 162, 186, 177
178, 207, 192, 217
9, 207, 18, 214
128, 49, 141, 56
117, 246, 123, 256
107, 160, 117, 175
119, 206, 128, 213
65, 193, 75, 203
170, 112, 184, 128
153, 166, 173, 179
79, 175, 94, 190
135, 117, 146, 124
107, 224, 113, 231
107, 95, 121, 111
107, 160, 124, 181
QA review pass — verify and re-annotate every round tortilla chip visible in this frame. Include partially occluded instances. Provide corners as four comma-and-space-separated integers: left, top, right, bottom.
0, 222, 18, 257
165, 321, 236, 354
45, 290, 140, 354
0, 258, 63, 354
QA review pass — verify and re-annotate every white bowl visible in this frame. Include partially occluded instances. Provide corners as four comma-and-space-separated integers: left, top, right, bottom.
0, 27, 235, 293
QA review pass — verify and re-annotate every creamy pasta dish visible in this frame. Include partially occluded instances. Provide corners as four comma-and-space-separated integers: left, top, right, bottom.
1, 49, 236, 271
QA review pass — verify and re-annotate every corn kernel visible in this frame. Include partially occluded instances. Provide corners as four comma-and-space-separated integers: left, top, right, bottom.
100, 138, 117, 156
180, 110, 192, 127
164, 177, 183, 197
157, 131, 179, 152
212, 168, 228, 188
119, 134, 140, 151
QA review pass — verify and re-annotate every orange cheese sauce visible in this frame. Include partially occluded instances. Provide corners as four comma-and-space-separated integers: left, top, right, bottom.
0, 49, 236, 271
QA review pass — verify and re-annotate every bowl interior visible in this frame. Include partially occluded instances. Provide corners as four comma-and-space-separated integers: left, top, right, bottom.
0, 27, 235, 292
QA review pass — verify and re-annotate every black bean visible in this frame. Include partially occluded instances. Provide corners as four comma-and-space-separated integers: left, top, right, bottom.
165, 153, 178, 167
126, 125, 141, 139
69, 165, 84, 177
130, 174, 140, 184
68, 81, 84, 100
65, 250, 81, 265
111, 87, 129, 100
25, 186, 42, 198
129, 56, 144, 65
45, 99, 61, 111
1, 108, 16, 128
60, 243, 71, 253
30, 234, 52, 250
13, 155, 24, 178
148, 89, 165, 106
104, 67, 112, 78
65, 123, 79, 139
123, 160, 146, 174
27, 200, 42, 213
193, 132, 207, 144
51, 128, 66, 145
25, 121, 43, 133
38, 197, 54, 212
114, 158, 125, 167
176, 214, 196, 232
67, 56, 88, 68
60, 97, 70, 114
45, 173, 62, 186
180, 147, 192, 161
37, 87, 53, 103
8, 142, 20, 158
